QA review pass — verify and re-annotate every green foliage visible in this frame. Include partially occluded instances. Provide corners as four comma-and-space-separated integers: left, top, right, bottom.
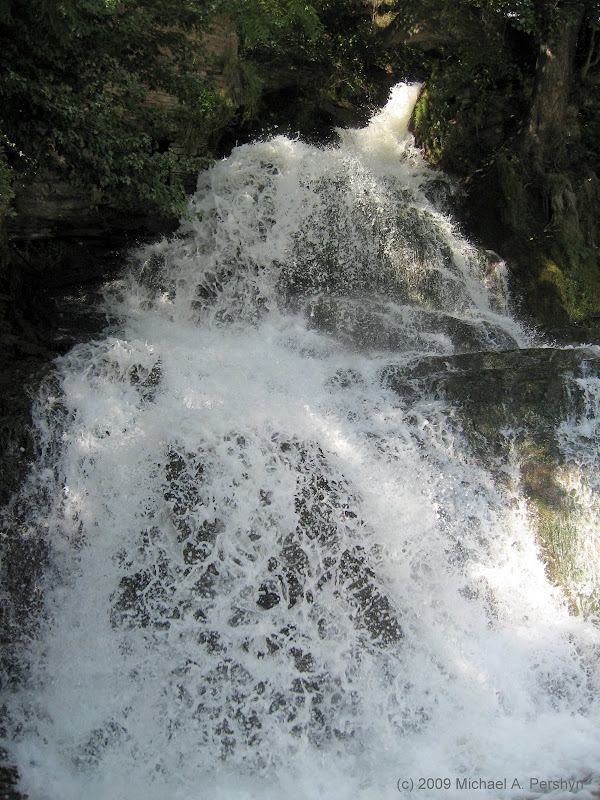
412, 45, 524, 174
225, 0, 324, 59
395, 0, 596, 41
0, 0, 226, 219
1, 0, 374, 223
311, 0, 380, 95
227, 0, 383, 114
499, 0, 594, 38
237, 62, 264, 124
0, 0, 598, 332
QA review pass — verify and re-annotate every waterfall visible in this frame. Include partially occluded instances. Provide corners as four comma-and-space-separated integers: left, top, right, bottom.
2, 84, 600, 800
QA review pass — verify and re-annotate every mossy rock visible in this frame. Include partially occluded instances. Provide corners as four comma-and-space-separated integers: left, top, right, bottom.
383, 347, 596, 449
383, 346, 600, 616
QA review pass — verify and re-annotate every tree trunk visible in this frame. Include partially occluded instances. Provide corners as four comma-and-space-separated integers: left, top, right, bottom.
523, 16, 583, 172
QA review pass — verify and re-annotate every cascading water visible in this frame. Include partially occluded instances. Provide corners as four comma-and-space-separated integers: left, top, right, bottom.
2, 84, 600, 799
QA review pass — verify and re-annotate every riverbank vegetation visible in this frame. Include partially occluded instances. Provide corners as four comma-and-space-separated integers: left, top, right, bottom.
1, 0, 599, 330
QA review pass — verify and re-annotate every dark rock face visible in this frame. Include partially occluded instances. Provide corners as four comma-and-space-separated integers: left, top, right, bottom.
383, 346, 600, 614
0, 239, 132, 800
102, 434, 403, 757
383, 347, 599, 451
112, 436, 404, 646
0, 236, 134, 502
0, 761, 23, 800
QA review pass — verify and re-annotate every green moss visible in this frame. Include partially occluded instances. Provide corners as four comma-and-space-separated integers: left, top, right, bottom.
498, 167, 600, 327
519, 444, 598, 617
469, 166, 600, 327
533, 503, 582, 614
537, 259, 569, 310
411, 83, 463, 170
529, 487, 600, 619
571, 260, 600, 321
412, 89, 444, 166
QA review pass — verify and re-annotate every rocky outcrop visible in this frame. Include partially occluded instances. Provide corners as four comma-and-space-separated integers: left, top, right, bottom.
383, 346, 600, 615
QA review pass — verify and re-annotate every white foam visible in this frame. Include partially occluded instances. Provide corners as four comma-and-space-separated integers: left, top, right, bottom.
4, 84, 600, 800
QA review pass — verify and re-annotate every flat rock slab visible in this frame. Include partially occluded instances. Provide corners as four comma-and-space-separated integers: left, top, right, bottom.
382, 346, 600, 453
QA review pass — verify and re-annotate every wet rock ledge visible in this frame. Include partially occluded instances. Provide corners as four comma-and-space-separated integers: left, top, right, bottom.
383, 346, 600, 615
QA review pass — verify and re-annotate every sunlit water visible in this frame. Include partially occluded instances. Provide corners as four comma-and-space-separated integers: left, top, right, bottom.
2, 84, 600, 799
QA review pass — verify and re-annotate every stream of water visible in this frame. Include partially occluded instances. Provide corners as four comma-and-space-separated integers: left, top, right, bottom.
2, 84, 600, 799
